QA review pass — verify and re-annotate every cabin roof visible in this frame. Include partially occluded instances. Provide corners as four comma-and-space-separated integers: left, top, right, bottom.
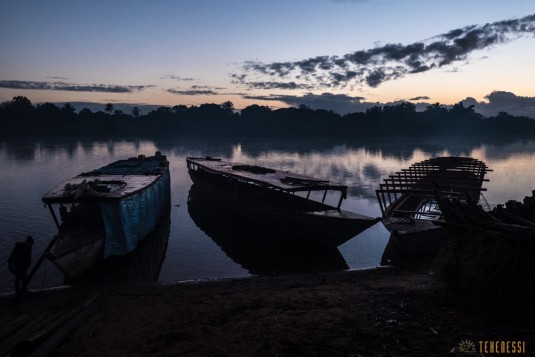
42, 174, 162, 203
186, 157, 348, 193
80, 155, 167, 176
42, 155, 168, 203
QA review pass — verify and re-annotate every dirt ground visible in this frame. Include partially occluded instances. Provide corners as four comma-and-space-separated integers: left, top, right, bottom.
2, 267, 533, 356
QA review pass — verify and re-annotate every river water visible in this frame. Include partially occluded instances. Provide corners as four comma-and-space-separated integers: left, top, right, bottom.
1, 136, 534, 292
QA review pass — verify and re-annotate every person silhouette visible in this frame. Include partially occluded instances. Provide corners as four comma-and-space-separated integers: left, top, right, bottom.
7, 236, 34, 294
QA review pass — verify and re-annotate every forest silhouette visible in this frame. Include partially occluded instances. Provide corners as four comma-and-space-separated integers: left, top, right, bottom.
1, 96, 535, 140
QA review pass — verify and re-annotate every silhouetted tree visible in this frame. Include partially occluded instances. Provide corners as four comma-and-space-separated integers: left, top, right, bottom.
450, 101, 475, 114
36, 102, 61, 118
105, 103, 114, 115
365, 106, 383, 118
241, 104, 271, 119
3, 96, 34, 118
79, 108, 93, 117
11, 96, 33, 108
221, 101, 234, 112
426, 102, 448, 113
61, 103, 76, 116
132, 106, 140, 118
172, 105, 188, 114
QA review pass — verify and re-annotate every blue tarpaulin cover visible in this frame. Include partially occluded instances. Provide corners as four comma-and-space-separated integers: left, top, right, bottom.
100, 171, 170, 257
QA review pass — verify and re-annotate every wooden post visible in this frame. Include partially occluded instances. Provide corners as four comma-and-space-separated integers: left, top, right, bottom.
47, 204, 60, 230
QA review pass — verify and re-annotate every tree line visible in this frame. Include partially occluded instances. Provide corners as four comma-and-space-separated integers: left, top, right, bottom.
1, 96, 535, 139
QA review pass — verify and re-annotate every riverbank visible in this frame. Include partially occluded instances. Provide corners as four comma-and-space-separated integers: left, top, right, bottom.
2, 267, 532, 356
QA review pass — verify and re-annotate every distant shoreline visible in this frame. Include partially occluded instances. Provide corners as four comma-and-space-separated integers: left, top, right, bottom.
2, 96, 535, 140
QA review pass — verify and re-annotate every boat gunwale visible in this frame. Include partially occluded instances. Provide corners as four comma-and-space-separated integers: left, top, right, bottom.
186, 157, 348, 194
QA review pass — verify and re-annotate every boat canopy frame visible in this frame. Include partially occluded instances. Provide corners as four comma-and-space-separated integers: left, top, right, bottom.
376, 157, 492, 217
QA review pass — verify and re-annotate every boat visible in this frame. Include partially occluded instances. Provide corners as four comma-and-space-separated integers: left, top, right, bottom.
376, 156, 491, 265
434, 190, 535, 241
41, 152, 170, 282
186, 157, 379, 247
187, 184, 348, 275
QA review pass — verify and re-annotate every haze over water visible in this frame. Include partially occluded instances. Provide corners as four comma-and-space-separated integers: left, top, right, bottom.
1, 136, 535, 292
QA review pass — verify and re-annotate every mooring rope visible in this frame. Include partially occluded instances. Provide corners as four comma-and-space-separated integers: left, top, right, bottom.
41, 259, 48, 290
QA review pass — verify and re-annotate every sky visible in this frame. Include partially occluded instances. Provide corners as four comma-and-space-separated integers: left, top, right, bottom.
1, 0, 535, 116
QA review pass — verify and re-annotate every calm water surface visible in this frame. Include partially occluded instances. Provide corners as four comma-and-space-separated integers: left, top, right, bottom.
1, 137, 535, 291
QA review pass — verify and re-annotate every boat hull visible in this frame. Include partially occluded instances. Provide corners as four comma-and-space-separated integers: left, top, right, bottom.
188, 169, 377, 247
380, 218, 450, 266
47, 234, 105, 282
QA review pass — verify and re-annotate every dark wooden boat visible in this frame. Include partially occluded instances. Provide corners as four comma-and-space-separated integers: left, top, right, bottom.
186, 157, 379, 247
376, 156, 491, 265
41, 152, 170, 281
434, 190, 535, 241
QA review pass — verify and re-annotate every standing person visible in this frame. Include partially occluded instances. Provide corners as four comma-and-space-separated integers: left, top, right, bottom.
7, 236, 34, 294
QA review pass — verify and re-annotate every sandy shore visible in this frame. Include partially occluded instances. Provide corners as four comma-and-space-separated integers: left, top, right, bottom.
2, 267, 532, 356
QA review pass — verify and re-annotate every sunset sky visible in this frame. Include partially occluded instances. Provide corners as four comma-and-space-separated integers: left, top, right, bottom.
1, 0, 534, 116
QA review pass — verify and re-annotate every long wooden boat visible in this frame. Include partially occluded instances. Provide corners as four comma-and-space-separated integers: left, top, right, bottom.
41, 152, 170, 281
186, 157, 379, 247
376, 156, 491, 265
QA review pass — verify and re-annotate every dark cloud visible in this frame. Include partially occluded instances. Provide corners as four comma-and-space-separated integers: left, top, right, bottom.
167, 84, 226, 95
409, 96, 430, 101
47, 76, 69, 80
240, 92, 430, 114
0, 80, 154, 93
243, 92, 373, 114
230, 72, 315, 90
241, 13, 535, 88
162, 75, 196, 81
167, 89, 218, 95
462, 91, 535, 118
230, 73, 247, 82
246, 90, 535, 117
191, 85, 226, 90
244, 81, 316, 90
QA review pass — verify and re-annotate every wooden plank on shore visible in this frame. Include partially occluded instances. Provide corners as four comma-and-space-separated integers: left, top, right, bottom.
0, 313, 32, 341
28, 295, 99, 357
0, 295, 98, 357
0, 312, 61, 356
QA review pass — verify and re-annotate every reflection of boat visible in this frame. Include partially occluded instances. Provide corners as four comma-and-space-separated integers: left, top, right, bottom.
81, 205, 171, 285
186, 157, 379, 247
376, 157, 491, 265
188, 184, 348, 275
41, 152, 170, 281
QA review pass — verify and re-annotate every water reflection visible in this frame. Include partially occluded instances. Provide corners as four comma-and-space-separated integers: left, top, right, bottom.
1, 136, 535, 290
81, 205, 171, 285
187, 184, 348, 276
